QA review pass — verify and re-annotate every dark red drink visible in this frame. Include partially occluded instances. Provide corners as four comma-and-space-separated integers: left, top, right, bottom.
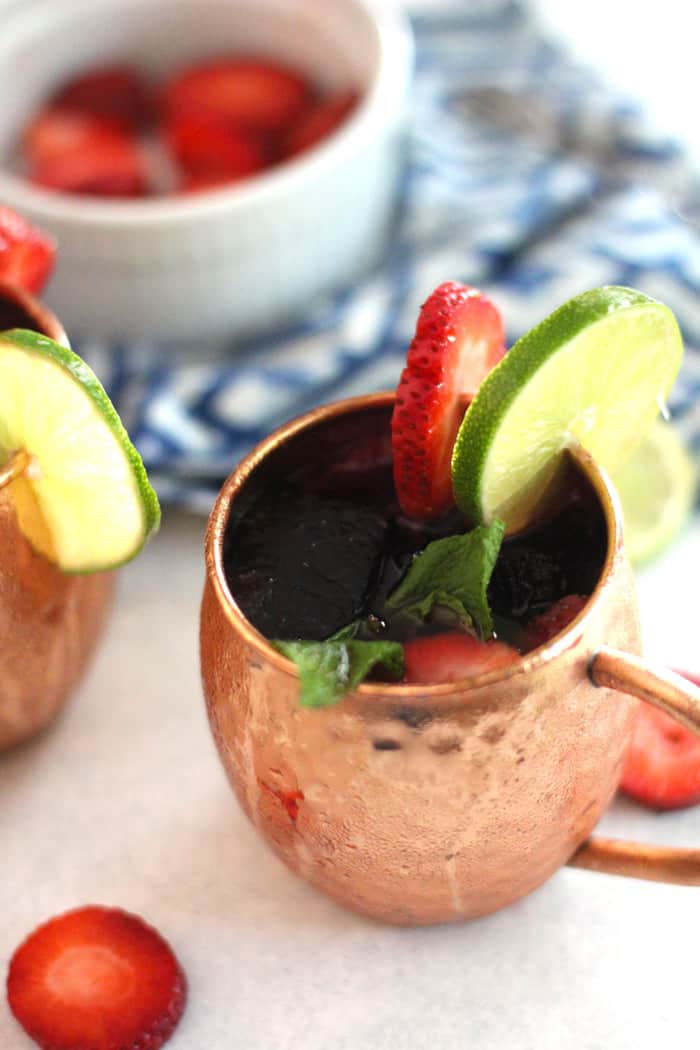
223, 403, 607, 661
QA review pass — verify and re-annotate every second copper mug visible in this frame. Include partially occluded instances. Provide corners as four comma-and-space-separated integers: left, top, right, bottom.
0, 284, 114, 751
200, 393, 700, 925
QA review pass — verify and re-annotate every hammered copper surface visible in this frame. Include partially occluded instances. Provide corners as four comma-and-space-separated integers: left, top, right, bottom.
0, 289, 110, 750
0, 493, 114, 751
570, 836, 700, 885
200, 394, 650, 924
591, 647, 700, 734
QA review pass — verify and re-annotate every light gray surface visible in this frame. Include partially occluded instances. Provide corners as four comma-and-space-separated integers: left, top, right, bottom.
2, 509, 700, 1050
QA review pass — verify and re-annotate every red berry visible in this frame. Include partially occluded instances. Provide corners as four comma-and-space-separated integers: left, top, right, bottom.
25, 110, 148, 197
391, 282, 506, 520
283, 90, 359, 158
163, 58, 310, 133
51, 65, 153, 130
523, 594, 589, 650
25, 108, 126, 165
179, 172, 240, 194
403, 632, 520, 684
7, 905, 187, 1050
165, 112, 266, 182
620, 671, 700, 810
0, 206, 56, 294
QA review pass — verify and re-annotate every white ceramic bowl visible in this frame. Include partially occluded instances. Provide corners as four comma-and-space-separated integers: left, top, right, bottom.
0, 0, 412, 343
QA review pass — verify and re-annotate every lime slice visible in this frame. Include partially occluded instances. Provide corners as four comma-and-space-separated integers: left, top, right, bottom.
0, 328, 159, 572
452, 286, 684, 531
612, 419, 697, 565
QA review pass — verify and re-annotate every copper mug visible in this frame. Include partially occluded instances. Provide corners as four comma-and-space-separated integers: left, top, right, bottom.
0, 284, 115, 751
200, 392, 700, 925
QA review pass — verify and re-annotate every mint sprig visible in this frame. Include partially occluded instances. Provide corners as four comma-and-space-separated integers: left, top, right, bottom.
274, 518, 505, 707
273, 637, 404, 708
385, 520, 505, 636
394, 588, 474, 630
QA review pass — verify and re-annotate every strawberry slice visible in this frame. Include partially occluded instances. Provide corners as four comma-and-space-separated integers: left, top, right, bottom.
0, 207, 56, 294
165, 112, 266, 182
25, 110, 148, 197
283, 90, 359, 159
25, 109, 128, 166
7, 905, 186, 1050
620, 671, 700, 810
403, 632, 520, 684
51, 65, 153, 130
391, 282, 506, 520
179, 172, 240, 194
163, 58, 310, 133
523, 594, 589, 650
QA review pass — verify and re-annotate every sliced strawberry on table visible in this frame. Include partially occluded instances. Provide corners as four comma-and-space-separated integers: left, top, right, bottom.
25, 110, 148, 197
392, 281, 506, 521
7, 905, 186, 1050
163, 58, 310, 133
620, 671, 700, 810
51, 65, 154, 130
283, 89, 359, 159
403, 632, 520, 684
523, 593, 589, 650
0, 206, 56, 294
165, 112, 266, 182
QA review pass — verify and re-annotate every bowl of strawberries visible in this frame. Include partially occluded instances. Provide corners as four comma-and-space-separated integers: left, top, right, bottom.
0, 0, 412, 342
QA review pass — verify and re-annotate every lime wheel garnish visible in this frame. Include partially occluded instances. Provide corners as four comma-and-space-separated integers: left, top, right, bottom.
0, 329, 159, 571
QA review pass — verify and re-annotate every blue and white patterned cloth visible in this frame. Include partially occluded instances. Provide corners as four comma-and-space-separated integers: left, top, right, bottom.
75, 0, 700, 512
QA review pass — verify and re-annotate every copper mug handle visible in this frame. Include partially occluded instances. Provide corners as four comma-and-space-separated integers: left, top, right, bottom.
568, 647, 700, 885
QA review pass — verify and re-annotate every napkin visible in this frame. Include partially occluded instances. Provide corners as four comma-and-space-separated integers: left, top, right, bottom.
74, 0, 700, 511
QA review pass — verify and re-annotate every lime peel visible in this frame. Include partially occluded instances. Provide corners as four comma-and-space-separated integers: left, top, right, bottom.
451, 286, 684, 532
0, 328, 160, 573
613, 419, 697, 565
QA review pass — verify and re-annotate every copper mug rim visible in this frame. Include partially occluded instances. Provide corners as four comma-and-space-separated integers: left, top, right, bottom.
204, 390, 620, 707
204, 390, 700, 889
0, 280, 68, 345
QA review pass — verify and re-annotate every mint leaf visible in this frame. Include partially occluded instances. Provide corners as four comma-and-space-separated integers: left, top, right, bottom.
328, 621, 361, 642
397, 589, 473, 629
273, 638, 404, 708
385, 520, 505, 636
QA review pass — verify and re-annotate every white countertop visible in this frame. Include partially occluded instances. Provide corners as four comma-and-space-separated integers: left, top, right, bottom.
3, 2, 700, 1047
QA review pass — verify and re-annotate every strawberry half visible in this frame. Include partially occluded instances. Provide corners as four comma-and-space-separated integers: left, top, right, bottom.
283, 90, 359, 159
523, 594, 589, 650
0, 207, 56, 294
620, 671, 700, 810
403, 632, 520, 684
165, 112, 266, 182
51, 65, 153, 131
163, 58, 310, 134
7, 905, 186, 1050
26, 110, 148, 197
391, 282, 506, 520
